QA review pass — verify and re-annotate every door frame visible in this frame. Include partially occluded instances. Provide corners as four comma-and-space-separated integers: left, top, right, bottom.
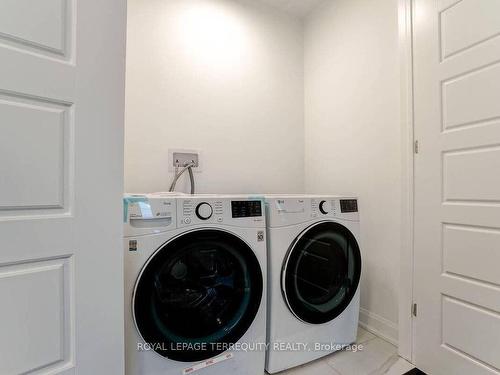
398, 0, 415, 363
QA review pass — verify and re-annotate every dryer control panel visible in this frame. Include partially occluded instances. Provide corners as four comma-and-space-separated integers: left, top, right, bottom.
311, 197, 358, 221
265, 195, 359, 228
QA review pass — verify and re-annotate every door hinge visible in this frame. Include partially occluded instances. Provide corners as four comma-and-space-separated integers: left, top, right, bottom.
414, 140, 419, 154
412, 303, 417, 317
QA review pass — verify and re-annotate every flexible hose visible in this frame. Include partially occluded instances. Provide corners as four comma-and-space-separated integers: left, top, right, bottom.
168, 161, 196, 194
187, 166, 195, 194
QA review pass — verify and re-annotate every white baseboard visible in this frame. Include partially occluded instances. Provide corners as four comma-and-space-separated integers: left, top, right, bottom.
359, 308, 398, 347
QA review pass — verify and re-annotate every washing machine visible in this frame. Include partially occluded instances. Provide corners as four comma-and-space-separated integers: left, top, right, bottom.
124, 193, 267, 375
264, 195, 361, 373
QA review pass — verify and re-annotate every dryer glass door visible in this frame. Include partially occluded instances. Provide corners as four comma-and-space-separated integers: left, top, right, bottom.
133, 229, 263, 362
282, 221, 361, 324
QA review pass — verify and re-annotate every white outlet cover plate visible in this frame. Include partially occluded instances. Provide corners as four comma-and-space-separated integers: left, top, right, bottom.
168, 148, 203, 172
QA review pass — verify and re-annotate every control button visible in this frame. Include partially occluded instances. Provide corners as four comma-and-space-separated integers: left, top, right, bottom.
319, 200, 328, 214
196, 202, 213, 220
217, 217, 223, 222
184, 218, 191, 224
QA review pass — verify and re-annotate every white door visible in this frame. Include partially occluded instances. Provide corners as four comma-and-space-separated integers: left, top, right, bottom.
0, 1, 126, 374
413, 0, 500, 373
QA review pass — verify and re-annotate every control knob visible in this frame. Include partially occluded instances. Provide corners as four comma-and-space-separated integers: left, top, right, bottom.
319, 200, 328, 215
196, 202, 213, 220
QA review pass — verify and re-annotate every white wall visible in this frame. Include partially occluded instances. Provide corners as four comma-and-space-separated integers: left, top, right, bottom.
126, 0, 403, 343
304, 0, 401, 343
125, 0, 304, 194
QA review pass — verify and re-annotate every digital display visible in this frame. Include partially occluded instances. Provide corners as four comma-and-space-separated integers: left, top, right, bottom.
231, 200, 262, 218
340, 199, 358, 213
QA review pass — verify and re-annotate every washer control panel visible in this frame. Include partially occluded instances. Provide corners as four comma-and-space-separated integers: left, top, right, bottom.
178, 197, 265, 228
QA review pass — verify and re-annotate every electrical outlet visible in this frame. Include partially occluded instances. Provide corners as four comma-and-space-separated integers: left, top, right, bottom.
168, 149, 202, 172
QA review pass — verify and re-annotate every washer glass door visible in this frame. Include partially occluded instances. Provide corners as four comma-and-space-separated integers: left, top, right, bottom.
282, 221, 361, 324
133, 229, 263, 362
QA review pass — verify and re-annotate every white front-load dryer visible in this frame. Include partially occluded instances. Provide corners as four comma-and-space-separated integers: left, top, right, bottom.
264, 195, 362, 373
124, 193, 267, 375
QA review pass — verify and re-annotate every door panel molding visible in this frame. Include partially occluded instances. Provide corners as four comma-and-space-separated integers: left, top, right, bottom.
439, 0, 500, 61
0, 89, 74, 218
0, 0, 74, 60
0, 255, 75, 374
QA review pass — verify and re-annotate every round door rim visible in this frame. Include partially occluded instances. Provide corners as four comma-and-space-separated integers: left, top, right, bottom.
280, 220, 360, 325
131, 227, 262, 361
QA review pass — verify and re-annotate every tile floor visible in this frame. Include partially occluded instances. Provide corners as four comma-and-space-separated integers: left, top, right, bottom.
276, 327, 415, 375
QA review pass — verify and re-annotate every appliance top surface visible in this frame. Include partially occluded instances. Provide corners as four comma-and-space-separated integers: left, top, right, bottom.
125, 192, 187, 198
180, 194, 265, 199
263, 194, 357, 199
125, 193, 265, 200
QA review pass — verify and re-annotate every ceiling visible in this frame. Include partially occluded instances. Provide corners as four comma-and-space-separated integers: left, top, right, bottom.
252, 0, 327, 18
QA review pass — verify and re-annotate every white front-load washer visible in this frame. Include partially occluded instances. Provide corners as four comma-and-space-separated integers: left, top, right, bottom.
264, 195, 361, 373
124, 193, 267, 375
